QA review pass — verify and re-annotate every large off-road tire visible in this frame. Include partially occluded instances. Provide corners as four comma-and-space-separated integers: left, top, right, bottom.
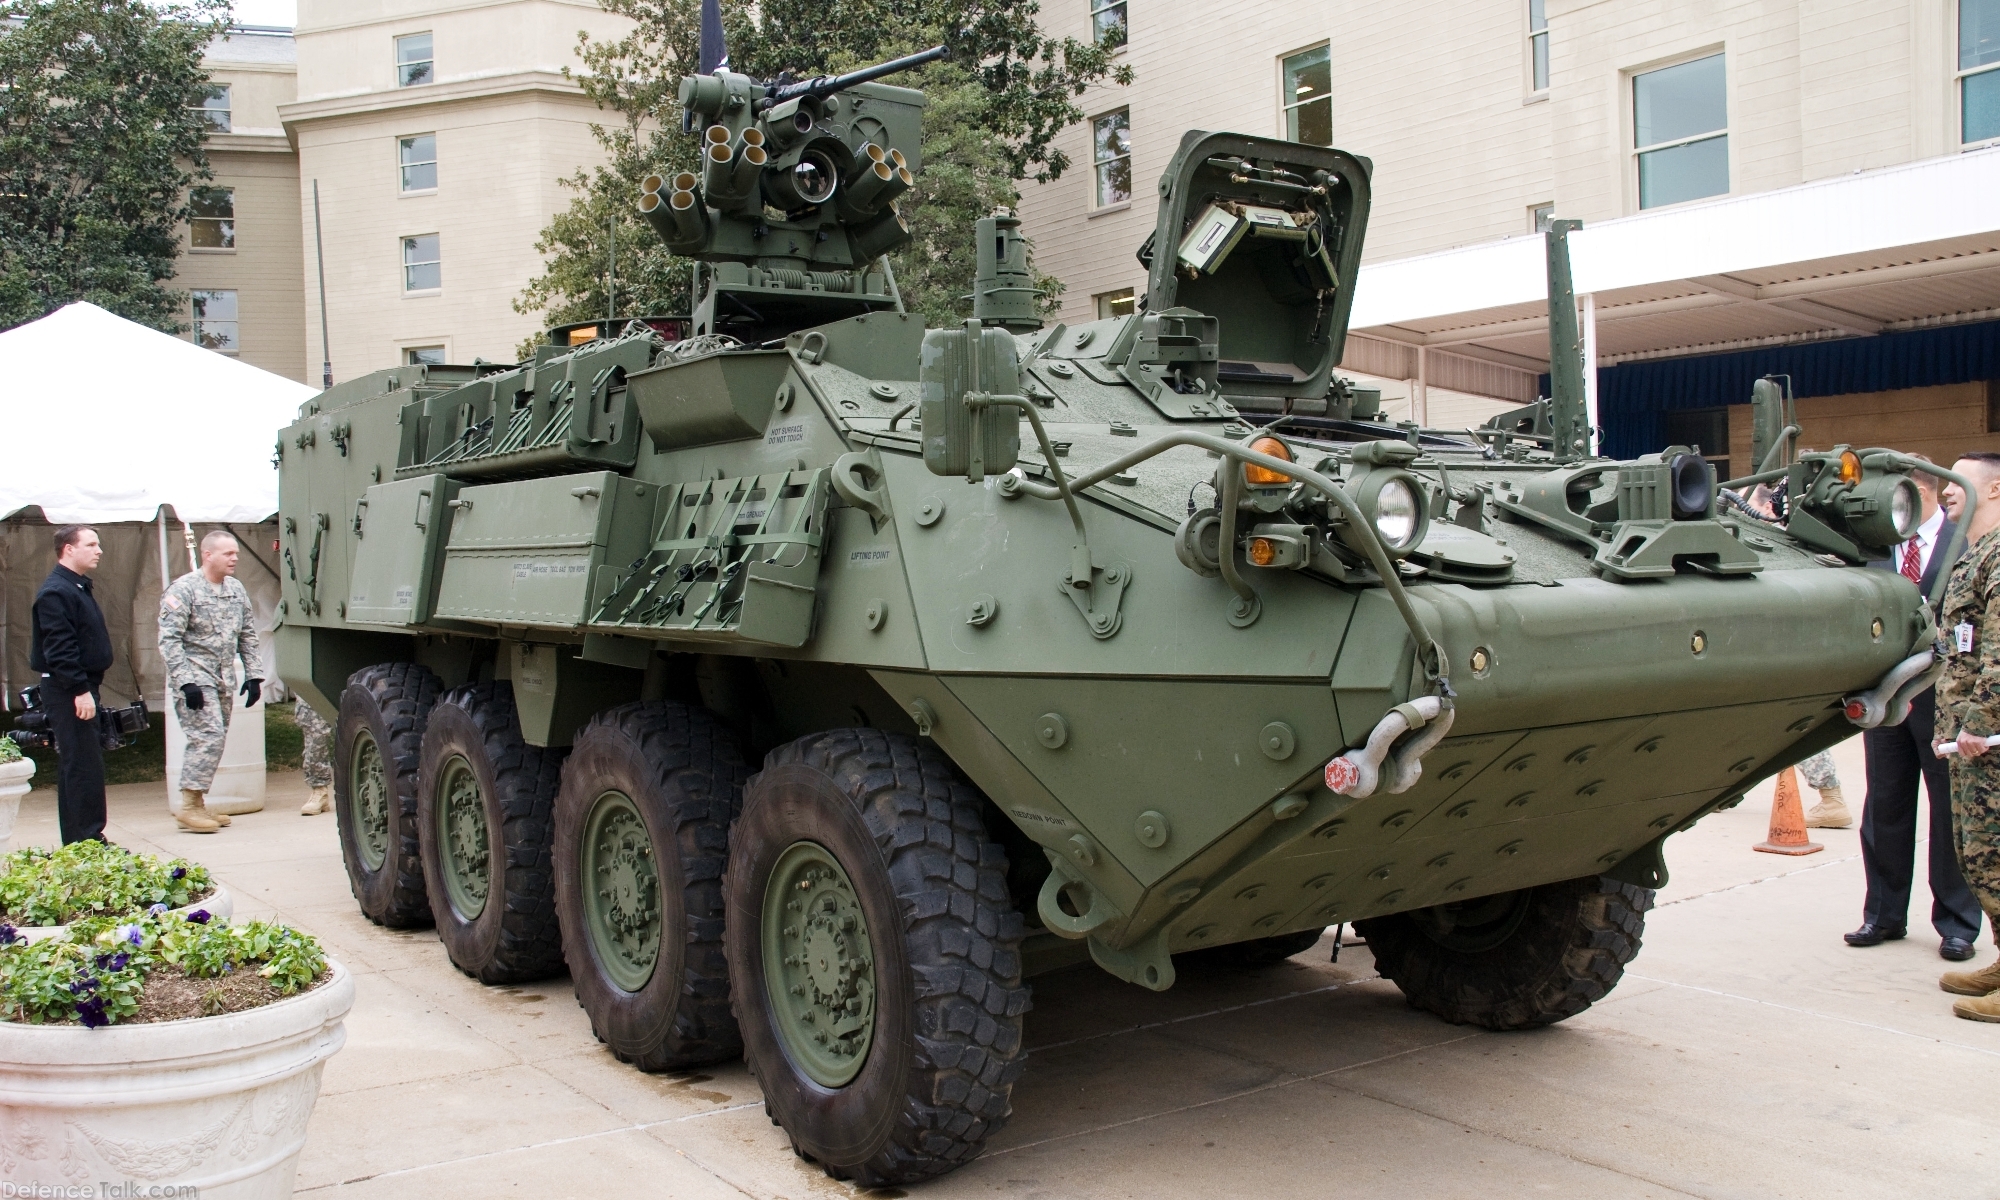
334, 663, 441, 928
553, 701, 749, 1070
725, 730, 1031, 1187
1357, 874, 1653, 1030
416, 682, 567, 984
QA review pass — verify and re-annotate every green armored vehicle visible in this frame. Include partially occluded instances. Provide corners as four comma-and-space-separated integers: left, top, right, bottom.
276, 48, 1946, 1186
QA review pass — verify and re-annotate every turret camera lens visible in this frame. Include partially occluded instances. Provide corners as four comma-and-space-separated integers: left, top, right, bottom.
1374, 479, 1420, 548
792, 153, 837, 204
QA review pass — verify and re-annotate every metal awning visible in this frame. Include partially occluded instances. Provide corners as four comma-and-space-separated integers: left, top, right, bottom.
1342, 145, 2000, 410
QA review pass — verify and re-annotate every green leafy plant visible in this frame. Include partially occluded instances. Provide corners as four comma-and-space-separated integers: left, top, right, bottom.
0, 735, 21, 764
0, 911, 328, 1027
0, 841, 214, 927
0, 918, 154, 1027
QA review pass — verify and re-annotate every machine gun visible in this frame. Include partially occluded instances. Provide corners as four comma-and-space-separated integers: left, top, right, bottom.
760, 44, 948, 110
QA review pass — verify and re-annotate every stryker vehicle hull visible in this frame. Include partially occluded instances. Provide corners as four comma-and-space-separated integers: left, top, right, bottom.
275, 60, 1936, 1184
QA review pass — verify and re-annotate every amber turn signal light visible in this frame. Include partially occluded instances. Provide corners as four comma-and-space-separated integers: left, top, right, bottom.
1838, 450, 1862, 484
1244, 435, 1293, 486
1247, 537, 1278, 566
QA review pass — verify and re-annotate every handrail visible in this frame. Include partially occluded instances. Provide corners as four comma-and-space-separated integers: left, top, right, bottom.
1004, 429, 1449, 689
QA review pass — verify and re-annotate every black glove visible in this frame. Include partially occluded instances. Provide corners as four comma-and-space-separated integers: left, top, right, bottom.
181, 683, 205, 711
240, 678, 262, 708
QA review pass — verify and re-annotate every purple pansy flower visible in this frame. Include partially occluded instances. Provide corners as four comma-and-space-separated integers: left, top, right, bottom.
148, 903, 169, 916
0, 923, 17, 946
116, 923, 143, 945
75, 996, 108, 1028
170, 866, 187, 880
187, 910, 211, 925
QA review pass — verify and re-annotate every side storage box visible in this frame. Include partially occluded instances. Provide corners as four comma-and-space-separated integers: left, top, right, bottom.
432, 470, 653, 627
346, 473, 459, 626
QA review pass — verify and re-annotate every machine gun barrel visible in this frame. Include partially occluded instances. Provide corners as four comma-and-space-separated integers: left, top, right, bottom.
765, 44, 947, 105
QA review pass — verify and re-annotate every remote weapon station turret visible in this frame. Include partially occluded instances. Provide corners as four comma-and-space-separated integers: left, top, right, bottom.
277, 43, 1948, 1186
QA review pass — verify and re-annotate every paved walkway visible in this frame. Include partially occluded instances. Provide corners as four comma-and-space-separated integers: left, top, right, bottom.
8, 733, 1992, 1198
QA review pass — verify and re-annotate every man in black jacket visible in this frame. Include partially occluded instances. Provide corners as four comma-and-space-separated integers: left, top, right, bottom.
28, 525, 113, 843
1846, 464, 1984, 958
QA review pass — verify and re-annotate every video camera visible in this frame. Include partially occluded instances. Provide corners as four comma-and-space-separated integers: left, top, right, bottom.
10, 686, 150, 753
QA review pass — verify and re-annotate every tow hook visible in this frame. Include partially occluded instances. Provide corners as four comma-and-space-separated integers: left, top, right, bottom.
1323, 696, 1455, 798
1843, 650, 1938, 728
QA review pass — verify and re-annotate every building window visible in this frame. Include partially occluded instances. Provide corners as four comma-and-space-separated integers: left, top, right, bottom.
399, 134, 438, 192
1528, 1, 1549, 92
1633, 53, 1728, 209
1961, 0, 2000, 144
403, 234, 441, 291
191, 290, 238, 353
189, 186, 235, 249
1095, 288, 1135, 319
1282, 45, 1332, 146
1092, 109, 1131, 207
1530, 203, 1554, 232
1091, 0, 1126, 47
406, 346, 446, 366
396, 32, 434, 87
191, 84, 230, 132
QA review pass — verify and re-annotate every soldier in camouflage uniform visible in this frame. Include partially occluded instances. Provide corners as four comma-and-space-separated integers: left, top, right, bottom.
296, 697, 333, 815
1933, 452, 2000, 1020
159, 531, 263, 834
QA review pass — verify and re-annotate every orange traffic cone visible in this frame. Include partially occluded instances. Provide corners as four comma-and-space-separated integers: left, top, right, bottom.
1753, 765, 1823, 856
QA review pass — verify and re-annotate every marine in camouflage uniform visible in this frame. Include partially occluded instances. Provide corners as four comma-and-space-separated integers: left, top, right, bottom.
1933, 518, 2000, 1017
159, 565, 261, 827
296, 697, 334, 815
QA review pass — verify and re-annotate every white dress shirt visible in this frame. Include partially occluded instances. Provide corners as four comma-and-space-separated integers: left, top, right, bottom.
1900, 508, 1945, 578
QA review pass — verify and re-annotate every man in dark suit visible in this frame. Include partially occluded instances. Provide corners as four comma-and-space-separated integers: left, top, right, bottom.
1847, 461, 1984, 959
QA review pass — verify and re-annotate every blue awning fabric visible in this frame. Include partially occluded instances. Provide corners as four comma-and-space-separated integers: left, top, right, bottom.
1536, 318, 2000, 459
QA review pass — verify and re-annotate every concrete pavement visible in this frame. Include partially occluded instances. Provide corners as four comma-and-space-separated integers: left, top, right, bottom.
6, 731, 1993, 1198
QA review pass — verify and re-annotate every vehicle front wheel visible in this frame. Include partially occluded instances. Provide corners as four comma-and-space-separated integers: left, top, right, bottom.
1356, 874, 1653, 1030
417, 682, 566, 983
553, 701, 748, 1070
725, 730, 1031, 1187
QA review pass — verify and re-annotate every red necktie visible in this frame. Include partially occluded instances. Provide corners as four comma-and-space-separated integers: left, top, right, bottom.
1901, 539, 1922, 582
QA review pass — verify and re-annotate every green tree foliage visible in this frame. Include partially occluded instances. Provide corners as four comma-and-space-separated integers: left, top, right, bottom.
515, 0, 1130, 340
0, 0, 229, 333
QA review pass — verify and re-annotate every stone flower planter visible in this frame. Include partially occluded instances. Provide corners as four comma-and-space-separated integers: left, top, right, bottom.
13, 885, 236, 945
0, 757, 33, 848
0, 958, 354, 1199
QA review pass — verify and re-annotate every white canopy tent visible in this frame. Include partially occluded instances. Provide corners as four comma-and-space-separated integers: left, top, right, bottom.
0, 303, 314, 811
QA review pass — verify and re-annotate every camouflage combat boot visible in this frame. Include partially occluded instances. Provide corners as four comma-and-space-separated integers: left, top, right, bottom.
175, 789, 219, 834
1940, 959, 2000, 996
1804, 784, 1853, 829
301, 785, 331, 816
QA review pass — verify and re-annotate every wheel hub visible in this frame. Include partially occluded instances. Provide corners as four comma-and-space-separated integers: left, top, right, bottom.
1410, 887, 1533, 953
437, 755, 490, 919
762, 841, 876, 1088
350, 731, 389, 871
581, 790, 661, 991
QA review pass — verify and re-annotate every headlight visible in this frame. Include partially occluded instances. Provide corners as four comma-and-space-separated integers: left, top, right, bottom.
1890, 478, 1915, 538
1373, 478, 1421, 549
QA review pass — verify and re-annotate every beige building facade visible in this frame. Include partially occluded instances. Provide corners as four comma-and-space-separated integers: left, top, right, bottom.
281, 0, 633, 378
180, 27, 307, 383
1020, 1, 1997, 340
